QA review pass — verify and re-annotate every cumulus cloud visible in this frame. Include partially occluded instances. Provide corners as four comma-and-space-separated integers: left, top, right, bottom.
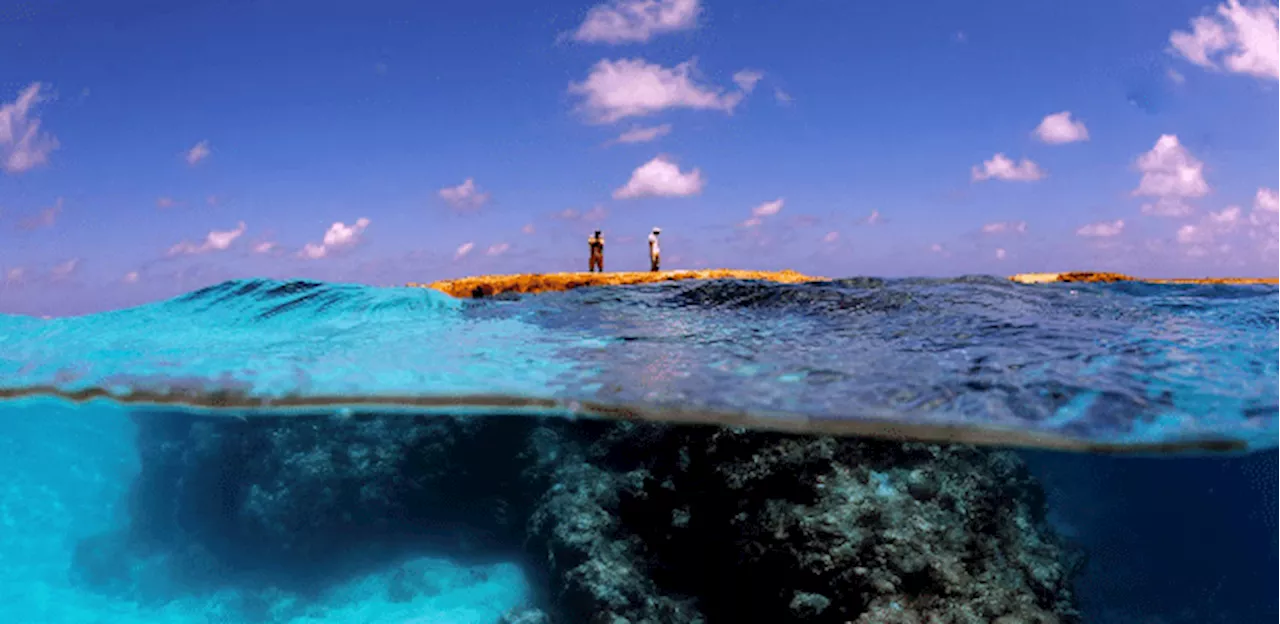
571, 0, 701, 44
612, 123, 672, 144
1133, 134, 1209, 217
864, 210, 883, 225
569, 58, 744, 124
1033, 111, 1090, 144
971, 153, 1045, 182
555, 205, 608, 222
1076, 219, 1126, 237
0, 82, 59, 174
1254, 187, 1278, 212
18, 197, 63, 230
50, 258, 80, 280
751, 198, 784, 217
454, 242, 475, 260
438, 178, 490, 210
300, 218, 370, 259
185, 140, 211, 166
253, 241, 278, 254
486, 242, 510, 256
168, 221, 247, 256
982, 220, 1028, 234
1169, 0, 1279, 80
774, 88, 793, 105
733, 69, 764, 93
613, 155, 704, 199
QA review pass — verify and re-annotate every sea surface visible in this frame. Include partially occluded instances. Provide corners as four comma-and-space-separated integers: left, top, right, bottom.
0, 276, 1276, 623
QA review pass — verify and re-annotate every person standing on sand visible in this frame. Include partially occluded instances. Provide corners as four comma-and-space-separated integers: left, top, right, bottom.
588, 230, 605, 272
648, 227, 661, 272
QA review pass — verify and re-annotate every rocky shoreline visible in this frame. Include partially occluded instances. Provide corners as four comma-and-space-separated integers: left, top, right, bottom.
74, 411, 1084, 623
411, 269, 825, 298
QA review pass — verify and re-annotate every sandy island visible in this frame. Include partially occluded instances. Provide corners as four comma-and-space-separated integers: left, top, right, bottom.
1007, 272, 1278, 286
410, 269, 826, 298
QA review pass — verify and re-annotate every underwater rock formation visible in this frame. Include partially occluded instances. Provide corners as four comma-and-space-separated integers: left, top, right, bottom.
412, 269, 826, 298
81, 412, 1082, 623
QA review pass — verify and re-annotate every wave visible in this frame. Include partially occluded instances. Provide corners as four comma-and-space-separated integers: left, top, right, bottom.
1, 276, 1276, 454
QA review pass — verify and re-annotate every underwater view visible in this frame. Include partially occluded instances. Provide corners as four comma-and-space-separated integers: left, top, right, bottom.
3, 0, 1279, 622
0, 277, 1276, 623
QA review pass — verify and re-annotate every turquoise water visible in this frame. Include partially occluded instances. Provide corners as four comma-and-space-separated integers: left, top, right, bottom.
0, 277, 1276, 623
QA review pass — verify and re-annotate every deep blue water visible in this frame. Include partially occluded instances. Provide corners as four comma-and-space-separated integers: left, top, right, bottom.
0, 276, 1276, 623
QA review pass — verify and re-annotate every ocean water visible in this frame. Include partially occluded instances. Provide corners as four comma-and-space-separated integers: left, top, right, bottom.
0, 276, 1276, 623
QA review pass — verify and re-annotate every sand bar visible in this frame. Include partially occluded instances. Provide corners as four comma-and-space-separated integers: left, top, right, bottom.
411, 269, 826, 298
1008, 272, 1278, 285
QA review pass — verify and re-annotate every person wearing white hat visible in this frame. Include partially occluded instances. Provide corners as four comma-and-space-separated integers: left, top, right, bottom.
648, 227, 661, 272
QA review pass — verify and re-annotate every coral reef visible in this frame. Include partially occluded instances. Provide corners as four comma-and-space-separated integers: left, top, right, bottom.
1009, 272, 1277, 285
412, 269, 826, 298
79, 412, 1083, 623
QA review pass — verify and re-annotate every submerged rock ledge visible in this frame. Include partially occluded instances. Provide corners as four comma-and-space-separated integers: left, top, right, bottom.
1009, 271, 1278, 285
410, 269, 826, 298
76, 413, 1084, 624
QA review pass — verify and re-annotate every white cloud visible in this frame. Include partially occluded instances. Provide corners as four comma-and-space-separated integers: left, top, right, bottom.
1255, 187, 1278, 212
570, 58, 743, 124
971, 153, 1045, 182
18, 197, 63, 230
741, 216, 763, 228
1169, 0, 1279, 80
613, 123, 672, 144
1174, 204, 1246, 252
733, 69, 764, 93
439, 178, 490, 210
823, 231, 839, 243
1033, 111, 1090, 144
1133, 134, 1209, 217
50, 258, 80, 280
555, 205, 608, 222
454, 242, 475, 260
864, 210, 882, 225
774, 87, 793, 105
751, 198, 784, 217
300, 218, 370, 259
1168, 68, 1187, 84
168, 221, 247, 256
613, 155, 704, 199
486, 242, 510, 256
0, 82, 59, 174
572, 0, 701, 44
995, 248, 1007, 260
253, 241, 278, 254
123, 271, 139, 284
1076, 219, 1126, 237
185, 140, 211, 166
522, 223, 536, 235
982, 220, 1028, 234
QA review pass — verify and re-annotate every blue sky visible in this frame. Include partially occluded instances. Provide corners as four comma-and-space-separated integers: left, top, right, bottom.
0, 0, 1277, 315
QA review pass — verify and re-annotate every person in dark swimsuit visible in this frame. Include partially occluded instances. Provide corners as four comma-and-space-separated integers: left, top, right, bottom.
588, 230, 605, 272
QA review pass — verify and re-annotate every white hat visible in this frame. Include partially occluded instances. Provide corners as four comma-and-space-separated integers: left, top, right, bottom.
652, 227, 661, 233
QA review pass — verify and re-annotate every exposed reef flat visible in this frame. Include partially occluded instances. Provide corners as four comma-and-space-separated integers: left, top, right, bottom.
410, 269, 826, 298
1009, 271, 1278, 285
